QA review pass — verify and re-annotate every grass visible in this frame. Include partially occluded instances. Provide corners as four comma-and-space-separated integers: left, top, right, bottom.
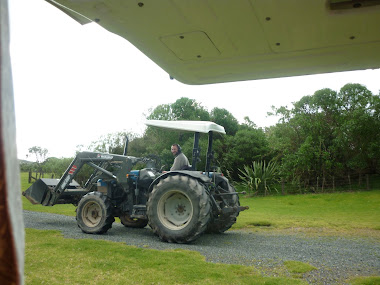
283, 261, 317, 279
21, 172, 380, 284
348, 276, 380, 285
25, 228, 306, 285
234, 191, 380, 236
283, 261, 317, 274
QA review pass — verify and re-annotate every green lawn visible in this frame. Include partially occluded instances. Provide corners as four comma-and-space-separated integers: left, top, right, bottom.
21, 172, 380, 284
235, 191, 380, 234
25, 228, 306, 285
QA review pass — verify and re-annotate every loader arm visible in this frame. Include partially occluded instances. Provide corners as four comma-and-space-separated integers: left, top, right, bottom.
23, 151, 137, 206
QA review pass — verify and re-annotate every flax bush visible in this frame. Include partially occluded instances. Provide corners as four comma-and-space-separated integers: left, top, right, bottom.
238, 160, 280, 196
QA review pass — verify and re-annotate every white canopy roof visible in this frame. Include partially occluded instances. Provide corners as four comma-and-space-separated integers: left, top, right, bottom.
145, 120, 226, 134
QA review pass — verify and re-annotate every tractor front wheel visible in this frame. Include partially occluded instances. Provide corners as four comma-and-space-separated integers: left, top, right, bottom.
147, 175, 211, 243
76, 192, 114, 234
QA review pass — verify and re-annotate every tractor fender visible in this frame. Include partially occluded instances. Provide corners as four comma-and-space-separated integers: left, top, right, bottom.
148, 170, 211, 193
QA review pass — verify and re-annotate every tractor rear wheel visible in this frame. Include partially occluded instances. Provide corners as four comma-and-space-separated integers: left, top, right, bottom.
120, 214, 148, 228
147, 175, 211, 243
207, 182, 240, 233
76, 192, 114, 234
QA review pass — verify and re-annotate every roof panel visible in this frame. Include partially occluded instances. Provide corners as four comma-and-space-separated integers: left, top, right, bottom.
45, 0, 380, 84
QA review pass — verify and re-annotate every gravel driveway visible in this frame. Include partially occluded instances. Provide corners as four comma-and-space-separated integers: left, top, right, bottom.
24, 210, 380, 284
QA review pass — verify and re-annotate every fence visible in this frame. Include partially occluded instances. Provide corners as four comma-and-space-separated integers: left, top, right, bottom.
28, 170, 55, 183
280, 173, 380, 195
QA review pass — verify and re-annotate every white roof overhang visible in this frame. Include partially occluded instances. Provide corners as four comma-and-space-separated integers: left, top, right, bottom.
45, 0, 380, 85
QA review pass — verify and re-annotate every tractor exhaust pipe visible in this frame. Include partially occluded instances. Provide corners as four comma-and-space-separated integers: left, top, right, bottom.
123, 136, 129, 156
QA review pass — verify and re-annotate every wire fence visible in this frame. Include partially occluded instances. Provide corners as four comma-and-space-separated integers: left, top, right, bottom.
278, 174, 380, 195
235, 174, 380, 196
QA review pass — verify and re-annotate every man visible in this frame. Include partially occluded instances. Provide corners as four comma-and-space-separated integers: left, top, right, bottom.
170, 144, 190, 171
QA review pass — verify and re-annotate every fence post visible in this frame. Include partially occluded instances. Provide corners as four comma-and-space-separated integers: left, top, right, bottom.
322, 177, 325, 193
316, 177, 319, 193
28, 170, 31, 183
348, 175, 351, 191
366, 174, 370, 190
264, 180, 267, 196
332, 176, 335, 192
281, 178, 285, 195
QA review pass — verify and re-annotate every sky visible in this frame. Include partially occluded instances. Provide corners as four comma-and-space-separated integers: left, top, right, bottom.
8, 0, 380, 160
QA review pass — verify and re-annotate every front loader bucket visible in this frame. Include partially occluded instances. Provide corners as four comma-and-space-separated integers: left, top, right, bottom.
22, 178, 56, 206
23, 178, 84, 206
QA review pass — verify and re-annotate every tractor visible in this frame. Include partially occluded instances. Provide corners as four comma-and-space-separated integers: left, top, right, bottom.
23, 120, 248, 243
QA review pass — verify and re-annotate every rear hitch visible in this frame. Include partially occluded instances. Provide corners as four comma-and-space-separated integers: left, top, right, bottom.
213, 190, 247, 196
220, 205, 249, 214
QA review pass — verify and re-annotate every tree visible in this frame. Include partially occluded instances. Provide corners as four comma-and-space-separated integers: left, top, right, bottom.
42, 157, 72, 178
210, 107, 239, 135
147, 97, 209, 121
240, 116, 257, 129
147, 104, 173, 120
335, 84, 380, 174
218, 127, 271, 180
26, 145, 47, 172
171, 97, 210, 121
27, 146, 48, 163
268, 83, 380, 184
87, 131, 138, 155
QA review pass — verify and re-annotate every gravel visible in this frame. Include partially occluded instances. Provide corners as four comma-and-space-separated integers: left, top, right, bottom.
24, 210, 380, 284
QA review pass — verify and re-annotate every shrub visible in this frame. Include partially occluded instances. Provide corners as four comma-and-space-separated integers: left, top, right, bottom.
238, 160, 280, 196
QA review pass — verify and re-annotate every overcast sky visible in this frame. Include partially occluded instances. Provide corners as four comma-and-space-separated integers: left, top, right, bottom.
8, 0, 380, 160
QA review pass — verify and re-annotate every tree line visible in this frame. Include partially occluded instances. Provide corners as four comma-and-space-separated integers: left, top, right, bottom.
22, 83, 380, 195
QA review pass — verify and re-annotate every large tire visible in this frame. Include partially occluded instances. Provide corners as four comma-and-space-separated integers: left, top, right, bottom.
120, 213, 148, 228
147, 175, 211, 243
76, 192, 115, 234
207, 182, 240, 233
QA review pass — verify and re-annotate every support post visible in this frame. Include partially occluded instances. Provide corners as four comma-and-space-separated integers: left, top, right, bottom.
191, 132, 200, 171
205, 131, 214, 173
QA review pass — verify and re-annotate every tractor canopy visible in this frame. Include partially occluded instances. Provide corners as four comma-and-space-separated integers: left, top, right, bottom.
145, 120, 225, 172
145, 120, 225, 134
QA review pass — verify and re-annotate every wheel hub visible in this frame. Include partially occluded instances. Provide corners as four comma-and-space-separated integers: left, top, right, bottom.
176, 204, 186, 215
157, 190, 193, 230
91, 210, 99, 219
83, 202, 102, 226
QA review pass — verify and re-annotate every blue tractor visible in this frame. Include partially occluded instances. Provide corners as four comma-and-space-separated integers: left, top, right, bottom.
23, 120, 248, 243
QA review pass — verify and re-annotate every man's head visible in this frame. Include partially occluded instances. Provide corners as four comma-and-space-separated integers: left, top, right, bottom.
171, 144, 181, 156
